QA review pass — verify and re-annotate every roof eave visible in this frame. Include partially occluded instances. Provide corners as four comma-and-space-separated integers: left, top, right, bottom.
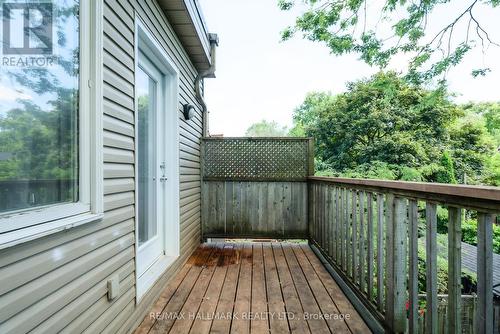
157, 0, 212, 71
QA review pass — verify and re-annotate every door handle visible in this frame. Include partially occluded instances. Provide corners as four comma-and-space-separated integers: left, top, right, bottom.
160, 163, 167, 182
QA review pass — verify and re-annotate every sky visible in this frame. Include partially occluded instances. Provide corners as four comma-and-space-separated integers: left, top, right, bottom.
198, 0, 500, 136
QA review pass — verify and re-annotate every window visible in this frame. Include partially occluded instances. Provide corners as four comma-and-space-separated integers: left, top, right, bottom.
0, 1, 103, 247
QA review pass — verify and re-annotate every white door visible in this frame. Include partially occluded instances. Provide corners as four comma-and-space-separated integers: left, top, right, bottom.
135, 21, 180, 301
136, 51, 165, 278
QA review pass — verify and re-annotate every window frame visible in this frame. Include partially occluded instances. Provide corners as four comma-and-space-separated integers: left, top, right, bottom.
0, 0, 104, 249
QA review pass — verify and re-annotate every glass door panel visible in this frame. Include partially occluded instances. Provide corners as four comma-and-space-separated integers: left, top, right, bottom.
137, 66, 158, 247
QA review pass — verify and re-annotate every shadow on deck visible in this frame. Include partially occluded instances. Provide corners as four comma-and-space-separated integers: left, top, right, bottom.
134, 242, 370, 334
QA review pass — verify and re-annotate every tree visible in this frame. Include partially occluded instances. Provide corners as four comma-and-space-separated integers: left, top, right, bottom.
296, 72, 458, 171
461, 102, 500, 145
278, 0, 500, 83
449, 114, 496, 184
245, 120, 288, 137
435, 151, 457, 184
293, 71, 498, 184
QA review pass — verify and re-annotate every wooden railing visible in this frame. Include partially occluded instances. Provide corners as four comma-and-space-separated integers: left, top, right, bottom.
308, 176, 499, 334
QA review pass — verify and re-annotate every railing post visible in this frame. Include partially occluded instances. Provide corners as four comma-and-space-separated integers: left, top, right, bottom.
344, 188, 349, 272
425, 202, 438, 334
385, 195, 408, 333
359, 191, 365, 293
351, 190, 357, 280
448, 207, 462, 334
367, 193, 374, 301
308, 182, 314, 241
408, 200, 419, 334
307, 138, 315, 176
393, 197, 408, 333
385, 194, 394, 329
376, 193, 384, 312
477, 212, 494, 334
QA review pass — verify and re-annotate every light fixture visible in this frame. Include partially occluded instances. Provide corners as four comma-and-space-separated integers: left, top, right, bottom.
183, 104, 195, 120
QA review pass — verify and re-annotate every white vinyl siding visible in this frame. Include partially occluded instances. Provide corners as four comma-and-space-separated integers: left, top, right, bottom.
0, 0, 204, 333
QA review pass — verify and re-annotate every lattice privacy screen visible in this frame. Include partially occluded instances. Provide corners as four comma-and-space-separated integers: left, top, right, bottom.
202, 138, 313, 181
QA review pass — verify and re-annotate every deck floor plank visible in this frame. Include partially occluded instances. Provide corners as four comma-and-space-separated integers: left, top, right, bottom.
280, 244, 331, 334
135, 242, 371, 334
231, 243, 253, 334
210, 243, 243, 334
271, 243, 311, 334
300, 244, 371, 333
251, 243, 270, 333
170, 243, 222, 333
263, 244, 290, 334
149, 245, 215, 333
134, 246, 202, 334
291, 244, 352, 333
190, 244, 232, 334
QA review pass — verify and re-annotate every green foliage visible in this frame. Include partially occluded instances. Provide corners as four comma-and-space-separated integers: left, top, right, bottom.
0, 92, 78, 181
458, 102, 500, 185
417, 234, 478, 294
279, 0, 499, 83
436, 206, 449, 234
435, 151, 457, 184
339, 161, 398, 180
462, 219, 500, 254
417, 240, 450, 294
245, 120, 288, 137
294, 72, 498, 185
449, 114, 496, 185
288, 122, 306, 137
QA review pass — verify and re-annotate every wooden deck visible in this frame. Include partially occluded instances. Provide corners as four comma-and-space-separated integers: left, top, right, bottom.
134, 242, 370, 334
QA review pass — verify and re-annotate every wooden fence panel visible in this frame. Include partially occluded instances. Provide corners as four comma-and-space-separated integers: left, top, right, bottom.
202, 181, 308, 238
201, 138, 313, 239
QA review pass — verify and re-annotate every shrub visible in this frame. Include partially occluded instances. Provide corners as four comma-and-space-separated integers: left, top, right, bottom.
462, 219, 500, 254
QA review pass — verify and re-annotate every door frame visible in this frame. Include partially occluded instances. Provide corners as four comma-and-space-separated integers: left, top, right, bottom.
134, 17, 180, 302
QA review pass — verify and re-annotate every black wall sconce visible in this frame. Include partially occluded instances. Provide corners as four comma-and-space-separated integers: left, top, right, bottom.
183, 104, 195, 120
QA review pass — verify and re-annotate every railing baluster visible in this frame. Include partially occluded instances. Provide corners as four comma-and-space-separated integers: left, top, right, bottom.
409, 199, 419, 334
309, 183, 314, 241
344, 188, 349, 272
315, 184, 321, 246
325, 185, 330, 255
367, 192, 374, 301
448, 207, 462, 334
323, 184, 328, 254
316, 183, 320, 243
477, 212, 494, 334
385, 193, 395, 328
376, 193, 384, 312
340, 187, 345, 271
335, 187, 342, 263
393, 197, 408, 333
352, 190, 357, 280
426, 202, 438, 334
331, 186, 337, 260
318, 184, 323, 249
329, 185, 335, 258
359, 191, 365, 293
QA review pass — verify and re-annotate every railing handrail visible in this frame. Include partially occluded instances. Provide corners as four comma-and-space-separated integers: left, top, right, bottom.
309, 176, 500, 212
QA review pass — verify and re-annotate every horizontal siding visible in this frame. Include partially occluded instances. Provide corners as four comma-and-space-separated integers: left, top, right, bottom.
0, 0, 203, 333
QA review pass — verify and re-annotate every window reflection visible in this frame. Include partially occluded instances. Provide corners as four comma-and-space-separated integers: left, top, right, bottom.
0, 1, 80, 213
